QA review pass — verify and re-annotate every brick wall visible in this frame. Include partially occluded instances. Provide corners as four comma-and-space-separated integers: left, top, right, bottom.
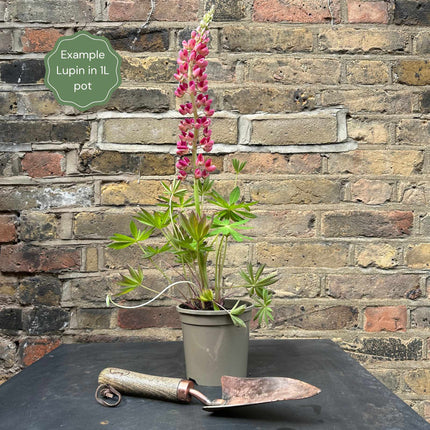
0, 0, 429, 421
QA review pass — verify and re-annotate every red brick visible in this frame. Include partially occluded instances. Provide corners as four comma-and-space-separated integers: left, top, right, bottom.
108, 0, 150, 21
347, 0, 389, 23
327, 150, 423, 175
0, 215, 16, 243
118, 306, 180, 329
327, 274, 419, 299
248, 210, 316, 238
20, 338, 61, 367
350, 179, 392, 204
108, 0, 198, 21
21, 152, 64, 178
224, 153, 322, 174
322, 210, 413, 238
255, 241, 349, 268
21, 28, 63, 53
0, 243, 80, 273
275, 305, 358, 330
318, 29, 408, 55
364, 306, 407, 332
1, 121, 90, 144
253, 0, 340, 23
6, 0, 94, 23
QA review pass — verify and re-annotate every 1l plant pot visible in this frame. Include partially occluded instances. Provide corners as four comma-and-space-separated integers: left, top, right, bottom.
176, 299, 253, 386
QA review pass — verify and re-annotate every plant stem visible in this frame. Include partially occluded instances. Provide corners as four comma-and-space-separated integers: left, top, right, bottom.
108, 280, 198, 309
193, 178, 201, 216
196, 241, 209, 292
214, 235, 227, 302
214, 236, 221, 298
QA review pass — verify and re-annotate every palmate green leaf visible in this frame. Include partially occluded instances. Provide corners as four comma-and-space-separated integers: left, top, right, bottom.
196, 177, 214, 198
158, 180, 193, 209
169, 229, 204, 257
239, 263, 278, 296
215, 207, 257, 223
115, 266, 144, 296
172, 240, 212, 262
131, 221, 154, 240
229, 186, 240, 205
115, 286, 137, 296
142, 243, 171, 259
169, 231, 194, 249
161, 180, 180, 195
135, 209, 170, 230
209, 189, 256, 222
254, 304, 274, 325
253, 275, 278, 297
108, 222, 153, 249
169, 226, 212, 264
230, 301, 246, 316
171, 237, 214, 255
160, 180, 187, 200
232, 158, 247, 174
130, 220, 138, 237
229, 300, 247, 327
230, 313, 246, 328
108, 233, 136, 249
210, 218, 251, 242
254, 289, 274, 325
158, 196, 194, 210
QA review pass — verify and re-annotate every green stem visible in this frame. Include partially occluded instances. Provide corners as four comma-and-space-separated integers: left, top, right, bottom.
196, 241, 209, 292
138, 283, 170, 297
215, 239, 220, 300
108, 280, 199, 310
214, 235, 227, 302
220, 235, 228, 299
193, 178, 201, 216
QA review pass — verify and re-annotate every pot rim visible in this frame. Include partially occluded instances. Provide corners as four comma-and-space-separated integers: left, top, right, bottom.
176, 299, 253, 316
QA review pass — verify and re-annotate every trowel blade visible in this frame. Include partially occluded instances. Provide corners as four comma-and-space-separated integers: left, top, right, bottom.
203, 376, 321, 411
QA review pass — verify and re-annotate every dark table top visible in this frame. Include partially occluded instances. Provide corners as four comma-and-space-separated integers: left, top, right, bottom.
0, 339, 428, 430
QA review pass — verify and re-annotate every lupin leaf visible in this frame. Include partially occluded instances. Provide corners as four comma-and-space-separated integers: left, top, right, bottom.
232, 159, 247, 174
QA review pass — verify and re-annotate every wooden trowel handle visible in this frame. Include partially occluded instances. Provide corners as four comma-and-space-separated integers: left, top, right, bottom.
98, 368, 194, 403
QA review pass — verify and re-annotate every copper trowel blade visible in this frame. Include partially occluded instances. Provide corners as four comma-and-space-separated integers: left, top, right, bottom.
202, 376, 321, 411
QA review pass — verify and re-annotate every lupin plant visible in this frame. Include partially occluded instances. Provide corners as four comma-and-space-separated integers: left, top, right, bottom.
106, 7, 277, 327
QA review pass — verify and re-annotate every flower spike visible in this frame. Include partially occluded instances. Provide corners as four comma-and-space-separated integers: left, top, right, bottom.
174, 7, 215, 180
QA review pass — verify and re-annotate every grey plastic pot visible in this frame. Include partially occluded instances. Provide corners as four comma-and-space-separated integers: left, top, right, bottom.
176, 299, 253, 387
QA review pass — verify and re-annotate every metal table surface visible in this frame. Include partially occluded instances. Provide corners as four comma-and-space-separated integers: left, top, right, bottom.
0, 339, 428, 430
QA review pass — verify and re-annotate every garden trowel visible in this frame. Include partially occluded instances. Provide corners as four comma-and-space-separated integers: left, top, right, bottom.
97, 367, 321, 411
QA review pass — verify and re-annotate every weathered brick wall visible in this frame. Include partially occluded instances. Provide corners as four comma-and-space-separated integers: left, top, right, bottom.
0, 0, 429, 421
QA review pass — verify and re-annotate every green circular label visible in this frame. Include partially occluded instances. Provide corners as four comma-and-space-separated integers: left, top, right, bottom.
44, 31, 122, 111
